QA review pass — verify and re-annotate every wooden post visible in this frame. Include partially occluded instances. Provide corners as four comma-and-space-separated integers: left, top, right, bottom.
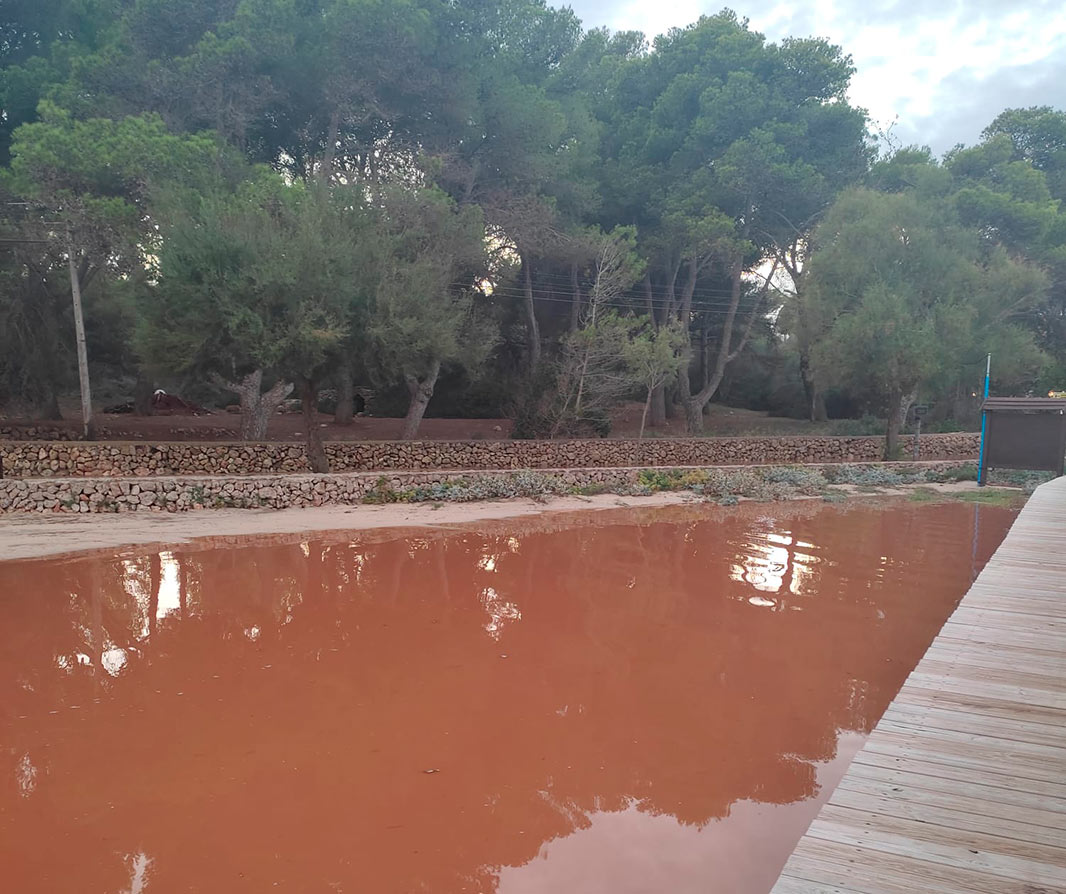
67, 228, 94, 439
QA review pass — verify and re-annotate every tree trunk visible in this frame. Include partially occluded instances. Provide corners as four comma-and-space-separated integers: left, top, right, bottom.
673, 259, 701, 428
67, 230, 95, 440
683, 397, 705, 433
522, 256, 541, 373
301, 378, 330, 473
644, 274, 666, 427
664, 382, 679, 419
569, 263, 582, 332
682, 254, 779, 434
320, 108, 340, 184
899, 387, 919, 433
401, 360, 440, 441
884, 389, 904, 460
212, 370, 292, 440
650, 384, 666, 426
134, 375, 154, 416
798, 352, 827, 422
639, 390, 652, 439
699, 322, 710, 389
334, 361, 355, 426
39, 386, 62, 421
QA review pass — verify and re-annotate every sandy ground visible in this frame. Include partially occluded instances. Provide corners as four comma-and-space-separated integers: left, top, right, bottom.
0, 492, 699, 561
0, 481, 1004, 563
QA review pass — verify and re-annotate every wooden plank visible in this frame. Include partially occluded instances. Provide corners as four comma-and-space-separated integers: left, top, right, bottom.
879, 702, 1066, 749
893, 686, 1066, 727
806, 812, 1066, 880
912, 659, 1066, 691
770, 878, 858, 894
868, 723, 1066, 768
776, 840, 1059, 894
844, 760, 1066, 818
828, 782, 1066, 847
849, 748, 1066, 800
772, 476, 1066, 893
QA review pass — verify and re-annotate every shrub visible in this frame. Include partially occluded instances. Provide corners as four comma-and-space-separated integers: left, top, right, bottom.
363, 477, 402, 504
987, 469, 1055, 493
637, 469, 682, 492
760, 466, 828, 492
925, 464, 978, 483
393, 471, 572, 504
572, 482, 610, 496
824, 465, 907, 487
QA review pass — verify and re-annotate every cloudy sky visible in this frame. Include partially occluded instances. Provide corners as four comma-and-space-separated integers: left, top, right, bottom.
563, 0, 1066, 155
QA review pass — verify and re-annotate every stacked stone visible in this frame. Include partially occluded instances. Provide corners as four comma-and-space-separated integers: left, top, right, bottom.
0, 460, 967, 514
0, 433, 981, 479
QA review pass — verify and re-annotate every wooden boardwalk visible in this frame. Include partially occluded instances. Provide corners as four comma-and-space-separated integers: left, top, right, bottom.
772, 477, 1066, 894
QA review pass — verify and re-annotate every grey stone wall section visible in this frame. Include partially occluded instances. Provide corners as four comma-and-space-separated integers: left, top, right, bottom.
0, 461, 967, 514
0, 434, 979, 479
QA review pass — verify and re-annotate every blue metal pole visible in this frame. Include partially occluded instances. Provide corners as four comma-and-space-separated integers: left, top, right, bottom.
977, 353, 991, 486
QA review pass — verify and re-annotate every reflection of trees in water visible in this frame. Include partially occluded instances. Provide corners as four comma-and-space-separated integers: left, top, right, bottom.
0, 502, 1012, 893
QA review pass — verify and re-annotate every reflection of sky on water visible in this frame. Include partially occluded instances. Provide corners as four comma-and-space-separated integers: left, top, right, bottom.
495, 733, 865, 894
729, 530, 825, 600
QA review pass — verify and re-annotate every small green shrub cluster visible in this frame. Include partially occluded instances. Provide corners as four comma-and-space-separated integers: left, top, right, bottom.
986, 468, 1056, 493
572, 482, 611, 496
924, 464, 978, 483
357, 461, 996, 508
823, 465, 909, 486
760, 466, 829, 490
637, 465, 827, 501
635, 468, 717, 491
364, 471, 572, 504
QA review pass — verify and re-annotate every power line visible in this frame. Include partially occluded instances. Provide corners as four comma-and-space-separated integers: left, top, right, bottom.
526, 268, 784, 300
458, 283, 781, 315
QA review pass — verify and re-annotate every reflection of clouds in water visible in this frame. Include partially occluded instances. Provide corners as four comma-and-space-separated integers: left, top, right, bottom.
494, 734, 866, 894
16, 753, 37, 797
102, 647, 128, 676
120, 852, 152, 894
119, 551, 182, 640
156, 552, 181, 621
730, 531, 821, 598
479, 587, 521, 640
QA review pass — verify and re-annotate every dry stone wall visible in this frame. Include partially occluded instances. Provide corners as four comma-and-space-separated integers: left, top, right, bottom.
1, 433, 979, 479
0, 425, 87, 441
0, 461, 966, 514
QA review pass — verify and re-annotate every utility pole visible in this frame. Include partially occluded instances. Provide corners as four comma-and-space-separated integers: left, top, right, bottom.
977, 353, 991, 486
67, 227, 95, 439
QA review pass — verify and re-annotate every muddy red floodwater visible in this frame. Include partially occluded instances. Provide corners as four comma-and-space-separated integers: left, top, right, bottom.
0, 500, 1014, 894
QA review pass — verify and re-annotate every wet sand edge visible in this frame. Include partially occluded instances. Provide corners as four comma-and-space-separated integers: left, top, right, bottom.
0, 481, 1000, 563
0, 492, 701, 561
